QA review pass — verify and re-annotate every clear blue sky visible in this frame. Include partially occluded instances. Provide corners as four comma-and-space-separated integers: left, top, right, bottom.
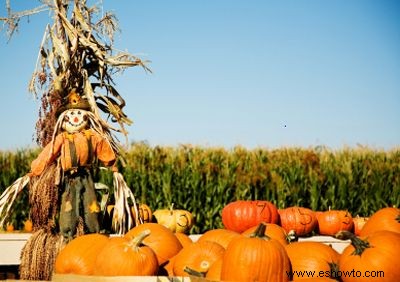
1, 0, 399, 151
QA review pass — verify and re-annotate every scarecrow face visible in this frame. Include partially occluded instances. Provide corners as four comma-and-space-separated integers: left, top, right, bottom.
62, 109, 89, 133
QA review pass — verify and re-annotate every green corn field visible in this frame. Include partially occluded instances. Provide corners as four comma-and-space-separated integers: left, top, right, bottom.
1, 143, 399, 234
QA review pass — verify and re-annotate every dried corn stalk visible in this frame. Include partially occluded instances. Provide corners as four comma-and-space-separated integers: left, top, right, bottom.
2, 0, 151, 150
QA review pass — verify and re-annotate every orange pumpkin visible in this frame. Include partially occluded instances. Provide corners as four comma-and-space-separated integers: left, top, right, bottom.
337, 230, 400, 281
221, 223, 290, 282
131, 203, 153, 224
125, 223, 182, 265
23, 219, 33, 232
317, 209, 353, 236
242, 223, 289, 246
205, 256, 223, 281
94, 230, 158, 276
6, 222, 14, 232
175, 232, 193, 248
173, 240, 225, 277
359, 207, 400, 236
221, 200, 279, 233
279, 206, 317, 236
158, 255, 176, 276
285, 241, 340, 280
352, 215, 369, 236
197, 228, 242, 249
55, 233, 109, 275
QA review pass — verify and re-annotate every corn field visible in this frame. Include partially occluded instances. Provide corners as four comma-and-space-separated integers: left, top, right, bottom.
1, 143, 399, 234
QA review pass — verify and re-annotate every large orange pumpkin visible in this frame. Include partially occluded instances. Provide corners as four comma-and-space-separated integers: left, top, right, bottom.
55, 233, 109, 275
94, 230, 158, 276
221, 223, 290, 282
174, 232, 193, 248
279, 206, 317, 236
242, 223, 289, 246
221, 200, 279, 233
359, 207, 400, 236
205, 256, 223, 281
337, 230, 400, 281
125, 223, 182, 265
173, 240, 225, 277
285, 241, 340, 280
317, 209, 353, 236
197, 228, 242, 249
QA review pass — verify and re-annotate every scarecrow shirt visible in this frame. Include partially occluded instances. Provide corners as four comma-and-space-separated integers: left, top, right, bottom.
30, 128, 116, 176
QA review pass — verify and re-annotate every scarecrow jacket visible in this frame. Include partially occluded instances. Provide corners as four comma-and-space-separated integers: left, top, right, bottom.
30, 129, 116, 176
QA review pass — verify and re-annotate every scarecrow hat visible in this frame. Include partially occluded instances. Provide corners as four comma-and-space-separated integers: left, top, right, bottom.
56, 88, 91, 116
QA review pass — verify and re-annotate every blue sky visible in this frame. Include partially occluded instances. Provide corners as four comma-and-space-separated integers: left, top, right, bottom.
1, 0, 399, 151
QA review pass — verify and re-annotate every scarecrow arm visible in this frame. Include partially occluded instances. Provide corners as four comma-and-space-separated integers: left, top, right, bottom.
30, 134, 63, 177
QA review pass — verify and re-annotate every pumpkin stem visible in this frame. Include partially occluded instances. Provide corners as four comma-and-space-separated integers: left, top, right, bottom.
184, 266, 206, 277
335, 230, 370, 256
250, 222, 271, 240
127, 229, 151, 249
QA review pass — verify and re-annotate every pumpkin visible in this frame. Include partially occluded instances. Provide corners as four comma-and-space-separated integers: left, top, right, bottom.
197, 228, 242, 249
125, 222, 182, 265
6, 222, 14, 232
205, 256, 223, 281
359, 207, 400, 236
153, 204, 194, 233
317, 209, 353, 236
55, 233, 109, 275
221, 200, 279, 233
352, 215, 369, 236
221, 222, 290, 282
94, 230, 158, 276
173, 240, 225, 277
242, 223, 289, 246
285, 241, 340, 280
23, 219, 33, 232
158, 255, 176, 277
131, 203, 153, 224
175, 232, 193, 248
278, 206, 317, 236
336, 230, 400, 281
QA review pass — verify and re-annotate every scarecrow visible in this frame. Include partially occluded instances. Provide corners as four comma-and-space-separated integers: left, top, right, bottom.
0, 1, 150, 280
29, 89, 117, 239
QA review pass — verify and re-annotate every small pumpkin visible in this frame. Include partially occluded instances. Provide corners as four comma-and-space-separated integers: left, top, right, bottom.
336, 230, 400, 281
173, 240, 225, 277
55, 233, 109, 275
285, 241, 340, 280
197, 228, 242, 249
278, 206, 317, 236
23, 219, 33, 232
131, 203, 153, 224
153, 204, 194, 233
317, 209, 353, 236
221, 200, 279, 233
125, 222, 182, 265
359, 207, 400, 236
242, 223, 289, 246
6, 222, 14, 232
352, 215, 369, 236
221, 222, 290, 282
94, 230, 158, 276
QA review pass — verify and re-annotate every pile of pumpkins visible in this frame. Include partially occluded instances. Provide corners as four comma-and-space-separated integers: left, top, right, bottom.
54, 201, 400, 281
